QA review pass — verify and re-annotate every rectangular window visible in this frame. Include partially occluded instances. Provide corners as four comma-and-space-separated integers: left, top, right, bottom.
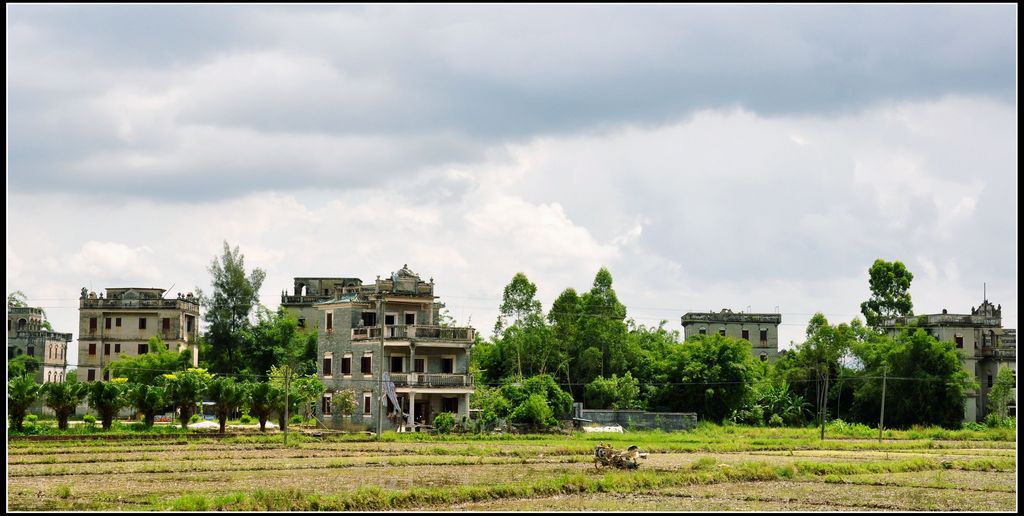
326, 313, 333, 332
442, 357, 454, 374
361, 356, 372, 374
363, 393, 372, 415
742, 329, 750, 340
405, 313, 416, 325
385, 314, 396, 326
391, 356, 403, 373
298, 318, 306, 329
87, 369, 96, 382
322, 395, 332, 415
185, 317, 193, 332
103, 370, 109, 381
442, 397, 459, 413
138, 343, 149, 354
718, 328, 726, 336
955, 335, 964, 348
104, 343, 110, 355
116, 317, 122, 327
342, 356, 352, 375
27, 345, 35, 357
988, 375, 994, 388
698, 328, 706, 335
105, 318, 112, 329
139, 318, 147, 330
414, 358, 425, 373
90, 317, 97, 331
89, 343, 97, 355
362, 312, 377, 327
323, 357, 333, 377
760, 329, 768, 345
162, 318, 171, 331
115, 343, 121, 353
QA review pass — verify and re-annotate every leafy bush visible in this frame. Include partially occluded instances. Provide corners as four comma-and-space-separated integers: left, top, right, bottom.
434, 412, 455, 434
962, 421, 986, 432
290, 415, 303, 425
768, 414, 784, 427
83, 414, 96, 427
239, 414, 255, 424
25, 414, 39, 423
190, 414, 202, 423
509, 394, 555, 428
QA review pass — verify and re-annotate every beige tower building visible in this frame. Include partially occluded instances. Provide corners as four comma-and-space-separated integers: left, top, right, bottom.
7, 306, 71, 384
77, 287, 200, 382
680, 309, 782, 362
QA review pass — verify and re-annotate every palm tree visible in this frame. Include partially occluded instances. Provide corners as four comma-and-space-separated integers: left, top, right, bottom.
207, 377, 244, 433
246, 381, 279, 432
129, 384, 166, 428
87, 380, 129, 430
8, 375, 42, 431
42, 372, 87, 430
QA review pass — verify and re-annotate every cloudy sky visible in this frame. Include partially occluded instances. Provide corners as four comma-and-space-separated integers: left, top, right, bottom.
7, 5, 1017, 370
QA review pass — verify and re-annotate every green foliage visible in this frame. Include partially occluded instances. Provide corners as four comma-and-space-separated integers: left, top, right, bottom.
331, 389, 356, 418
433, 412, 456, 434
8, 374, 42, 431
164, 368, 214, 429
200, 241, 267, 375
860, 259, 914, 330
668, 334, 756, 423
585, 372, 641, 410
986, 365, 1015, 423
239, 414, 255, 424
87, 380, 129, 430
241, 307, 317, 378
849, 329, 973, 429
208, 377, 245, 432
289, 414, 303, 425
7, 355, 42, 380
245, 381, 281, 432
107, 336, 190, 384
190, 414, 202, 423
42, 372, 87, 429
768, 414, 784, 427
129, 383, 166, 428
83, 414, 96, 427
509, 394, 555, 428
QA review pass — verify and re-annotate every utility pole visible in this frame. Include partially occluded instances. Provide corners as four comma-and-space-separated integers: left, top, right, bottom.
376, 293, 384, 440
820, 369, 829, 440
284, 365, 290, 446
878, 366, 887, 443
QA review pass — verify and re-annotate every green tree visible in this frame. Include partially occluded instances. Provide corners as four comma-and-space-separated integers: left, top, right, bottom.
245, 381, 280, 432
860, 259, 914, 330
207, 377, 245, 433
849, 329, 973, 428
106, 336, 191, 384
331, 389, 357, 421
7, 355, 42, 380
668, 334, 756, 423
987, 365, 1016, 423
87, 379, 130, 430
489, 273, 561, 380
585, 372, 642, 410
163, 368, 213, 429
42, 372, 88, 430
200, 241, 267, 374
8, 374, 42, 431
292, 373, 325, 423
577, 268, 628, 386
798, 313, 855, 430
241, 307, 316, 377
509, 394, 555, 428
129, 383, 166, 428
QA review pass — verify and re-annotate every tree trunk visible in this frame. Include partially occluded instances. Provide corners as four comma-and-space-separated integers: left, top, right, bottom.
219, 414, 228, 433
179, 405, 192, 429
144, 413, 155, 428
57, 412, 70, 430
259, 415, 268, 432
102, 411, 114, 430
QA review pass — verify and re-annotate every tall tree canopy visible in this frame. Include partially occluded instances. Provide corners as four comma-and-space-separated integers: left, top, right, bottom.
860, 259, 914, 330
200, 241, 266, 374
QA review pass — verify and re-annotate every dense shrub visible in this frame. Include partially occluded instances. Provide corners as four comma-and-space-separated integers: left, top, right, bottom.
434, 412, 455, 434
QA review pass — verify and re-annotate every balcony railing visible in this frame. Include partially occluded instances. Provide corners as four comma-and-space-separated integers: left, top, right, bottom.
351, 325, 475, 342
389, 373, 474, 388
980, 346, 1016, 359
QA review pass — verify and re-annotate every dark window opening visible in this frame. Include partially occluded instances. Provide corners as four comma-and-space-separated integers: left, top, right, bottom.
88, 343, 97, 355
115, 343, 121, 353
362, 312, 377, 327
115, 317, 122, 327
391, 356, 403, 373
185, 317, 193, 332
87, 369, 96, 382
363, 395, 371, 414
342, 357, 352, 375
414, 358, 425, 373
139, 318, 146, 330
405, 313, 416, 325
361, 356, 372, 374
103, 370, 109, 381
27, 345, 35, 357
104, 343, 110, 355
955, 336, 964, 348
298, 318, 306, 329
719, 328, 726, 336
988, 375, 994, 388
323, 357, 332, 376
742, 329, 750, 340
105, 318, 111, 329
322, 396, 332, 415
326, 313, 333, 332
442, 397, 459, 413
385, 314, 396, 326
698, 328, 706, 335
441, 357, 454, 374
162, 318, 170, 331
760, 329, 768, 345
90, 318, 97, 331
138, 343, 149, 354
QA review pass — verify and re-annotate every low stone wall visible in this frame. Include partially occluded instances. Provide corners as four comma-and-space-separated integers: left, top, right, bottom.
576, 405, 697, 432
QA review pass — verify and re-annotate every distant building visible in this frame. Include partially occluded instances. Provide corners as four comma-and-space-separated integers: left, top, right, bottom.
77, 287, 200, 383
285, 266, 475, 430
7, 306, 70, 384
882, 299, 1016, 422
680, 309, 782, 362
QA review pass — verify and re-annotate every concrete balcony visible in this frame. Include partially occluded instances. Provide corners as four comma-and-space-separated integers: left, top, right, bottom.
350, 325, 475, 343
389, 373, 474, 388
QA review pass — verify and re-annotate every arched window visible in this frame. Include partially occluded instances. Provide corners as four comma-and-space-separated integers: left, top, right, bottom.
17, 318, 27, 331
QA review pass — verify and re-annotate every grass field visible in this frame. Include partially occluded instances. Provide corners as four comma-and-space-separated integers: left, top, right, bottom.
7, 426, 1016, 511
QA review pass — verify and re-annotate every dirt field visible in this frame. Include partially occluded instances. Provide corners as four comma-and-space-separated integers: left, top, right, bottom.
7, 433, 1016, 511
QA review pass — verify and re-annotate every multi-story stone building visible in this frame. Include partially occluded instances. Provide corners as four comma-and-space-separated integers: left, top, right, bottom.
882, 299, 1016, 422
680, 309, 782, 362
280, 277, 364, 331
7, 306, 71, 384
77, 287, 200, 382
297, 265, 475, 430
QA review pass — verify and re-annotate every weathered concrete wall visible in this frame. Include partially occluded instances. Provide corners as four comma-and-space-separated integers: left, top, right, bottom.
578, 407, 697, 432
